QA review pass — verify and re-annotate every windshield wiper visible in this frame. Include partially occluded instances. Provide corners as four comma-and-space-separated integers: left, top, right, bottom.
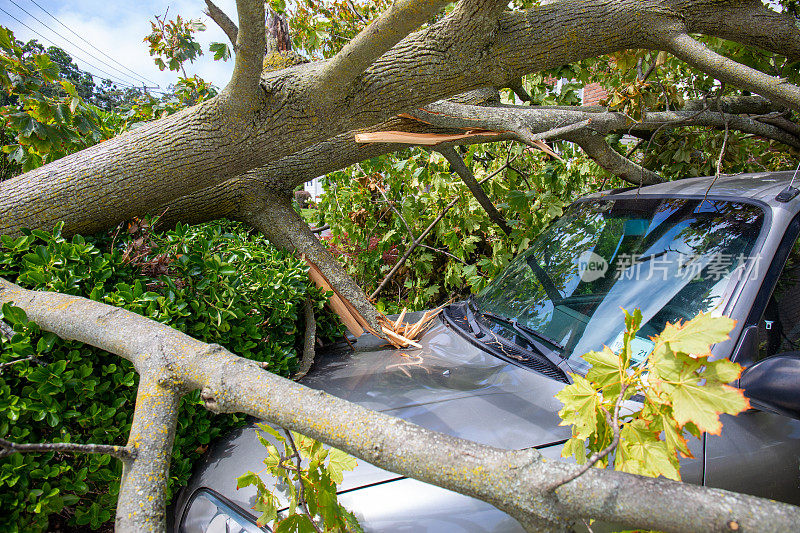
481, 310, 565, 351
477, 310, 570, 372
464, 297, 483, 336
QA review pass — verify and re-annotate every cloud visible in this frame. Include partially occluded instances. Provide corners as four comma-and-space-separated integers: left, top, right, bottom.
0, 0, 238, 91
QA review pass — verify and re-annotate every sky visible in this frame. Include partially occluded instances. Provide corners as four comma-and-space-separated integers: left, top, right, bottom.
0, 0, 239, 92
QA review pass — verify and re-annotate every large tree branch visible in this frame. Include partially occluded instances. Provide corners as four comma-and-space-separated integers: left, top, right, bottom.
664, 33, 800, 112
116, 375, 182, 531
204, 0, 238, 47
313, 0, 452, 97
222, 0, 266, 105
683, 0, 800, 61
292, 299, 317, 380
2, 277, 800, 532
568, 130, 663, 186
237, 189, 383, 330
438, 146, 512, 234
5, 0, 800, 239
150, 102, 799, 235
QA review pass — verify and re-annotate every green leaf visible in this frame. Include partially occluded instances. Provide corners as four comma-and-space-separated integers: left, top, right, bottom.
1, 303, 28, 325
0, 26, 13, 51
209, 42, 231, 61
555, 375, 600, 440
616, 420, 680, 480
253, 493, 278, 526
236, 471, 260, 489
327, 448, 357, 484
274, 514, 316, 533
583, 346, 623, 394
667, 375, 749, 435
703, 357, 744, 384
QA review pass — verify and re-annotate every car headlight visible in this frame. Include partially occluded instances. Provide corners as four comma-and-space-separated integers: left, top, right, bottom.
179, 489, 267, 533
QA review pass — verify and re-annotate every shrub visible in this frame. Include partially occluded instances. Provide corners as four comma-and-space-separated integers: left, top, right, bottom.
0, 220, 341, 531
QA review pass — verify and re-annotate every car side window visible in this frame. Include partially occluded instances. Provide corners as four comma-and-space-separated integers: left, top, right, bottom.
758, 239, 800, 360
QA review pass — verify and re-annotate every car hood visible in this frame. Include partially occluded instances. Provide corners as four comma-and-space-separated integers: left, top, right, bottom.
181, 319, 572, 513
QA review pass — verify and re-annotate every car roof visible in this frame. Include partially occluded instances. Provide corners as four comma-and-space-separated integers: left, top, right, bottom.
588, 170, 800, 209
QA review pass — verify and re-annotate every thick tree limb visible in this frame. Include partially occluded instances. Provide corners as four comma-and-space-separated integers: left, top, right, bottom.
222, 0, 266, 105
4, 0, 800, 238
568, 130, 663, 186
438, 146, 512, 234
2, 277, 800, 533
204, 0, 238, 47
293, 299, 317, 380
117, 375, 182, 531
0, 437, 135, 461
683, 95, 782, 116
149, 101, 799, 239
665, 33, 800, 112
238, 190, 382, 330
313, 0, 452, 96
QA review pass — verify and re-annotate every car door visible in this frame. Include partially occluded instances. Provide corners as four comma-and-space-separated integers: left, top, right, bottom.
704, 222, 800, 505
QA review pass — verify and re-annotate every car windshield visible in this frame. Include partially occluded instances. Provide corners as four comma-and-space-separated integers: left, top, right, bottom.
474, 197, 765, 374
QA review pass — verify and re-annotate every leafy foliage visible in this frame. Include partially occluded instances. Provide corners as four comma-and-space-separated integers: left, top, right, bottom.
0, 24, 229, 178
0, 27, 125, 173
557, 309, 749, 480
0, 220, 342, 531
144, 13, 206, 75
317, 141, 615, 313
237, 424, 362, 532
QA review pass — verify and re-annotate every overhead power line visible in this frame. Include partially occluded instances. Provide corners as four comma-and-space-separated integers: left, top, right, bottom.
26, 0, 161, 87
5, 0, 148, 87
0, 6, 138, 88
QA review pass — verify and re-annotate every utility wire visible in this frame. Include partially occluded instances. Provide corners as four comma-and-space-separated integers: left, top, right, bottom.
6, 0, 145, 87
25, 0, 160, 87
0, 7, 137, 88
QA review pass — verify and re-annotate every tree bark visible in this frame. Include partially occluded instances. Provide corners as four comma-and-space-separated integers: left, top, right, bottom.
2, 0, 799, 238
2, 277, 799, 533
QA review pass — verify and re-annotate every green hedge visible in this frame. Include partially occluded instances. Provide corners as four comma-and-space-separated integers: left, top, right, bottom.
0, 220, 341, 531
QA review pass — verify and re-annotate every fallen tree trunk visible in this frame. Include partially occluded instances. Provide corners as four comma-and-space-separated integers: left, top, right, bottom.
2, 277, 799, 533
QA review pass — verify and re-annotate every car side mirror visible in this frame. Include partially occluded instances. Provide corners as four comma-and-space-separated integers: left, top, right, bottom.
740, 352, 800, 420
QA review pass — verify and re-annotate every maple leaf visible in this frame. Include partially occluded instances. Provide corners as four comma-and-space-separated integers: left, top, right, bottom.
584, 346, 624, 397
556, 375, 601, 440
655, 313, 735, 357
616, 420, 681, 481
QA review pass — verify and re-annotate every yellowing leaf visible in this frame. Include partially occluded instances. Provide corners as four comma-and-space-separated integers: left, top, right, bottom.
616, 420, 681, 480
584, 346, 623, 394
703, 358, 744, 384
561, 436, 588, 464
651, 408, 692, 458
327, 448, 358, 484
556, 375, 600, 440
669, 381, 749, 435
656, 313, 735, 357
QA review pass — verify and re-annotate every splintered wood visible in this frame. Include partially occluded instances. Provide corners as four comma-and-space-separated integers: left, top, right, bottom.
305, 258, 376, 338
378, 302, 449, 349
305, 257, 448, 350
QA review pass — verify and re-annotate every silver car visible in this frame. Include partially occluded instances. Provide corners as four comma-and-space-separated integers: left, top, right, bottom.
174, 171, 800, 532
